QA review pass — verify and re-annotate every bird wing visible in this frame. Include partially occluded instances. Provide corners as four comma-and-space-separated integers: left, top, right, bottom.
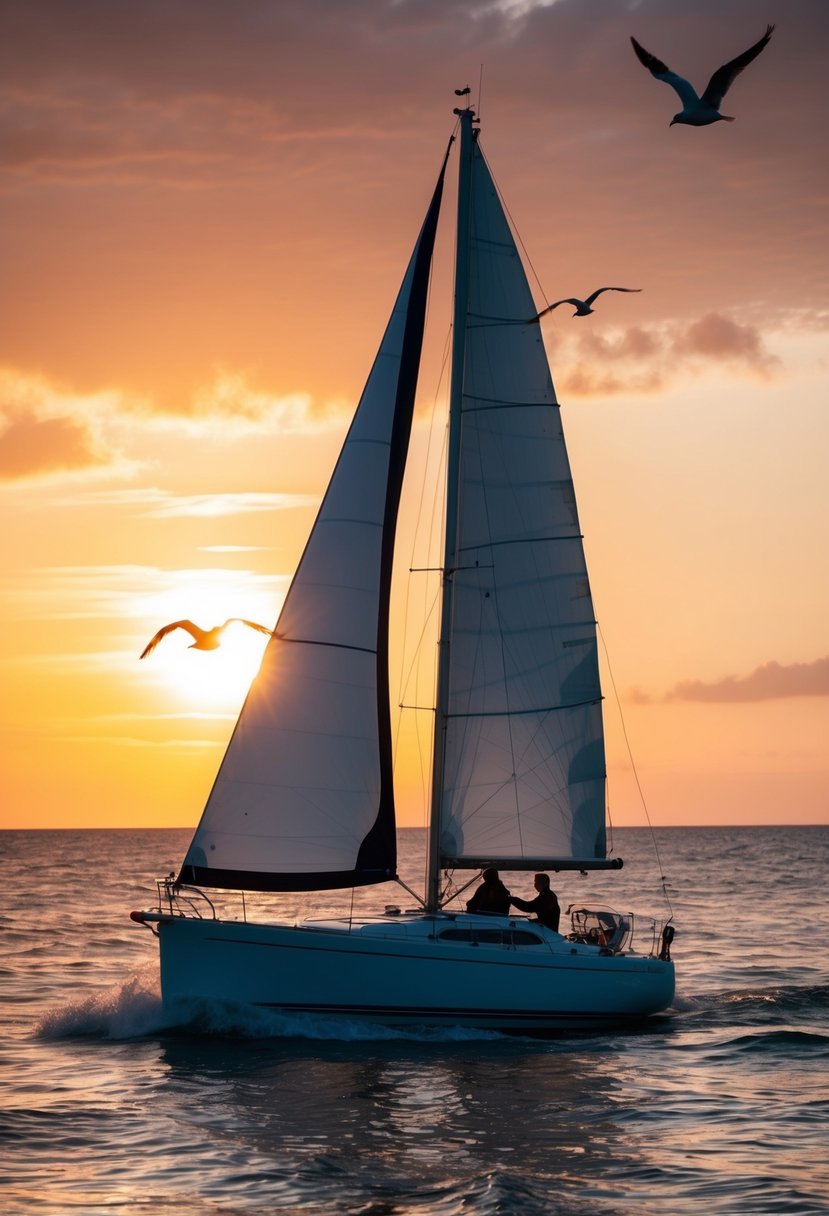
139, 620, 199, 659
226, 618, 273, 637
630, 37, 700, 107
584, 287, 642, 306
529, 299, 577, 322
700, 25, 775, 109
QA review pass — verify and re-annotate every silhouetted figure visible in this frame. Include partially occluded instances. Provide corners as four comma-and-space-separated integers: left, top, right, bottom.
140, 618, 272, 659
466, 867, 511, 915
511, 873, 561, 932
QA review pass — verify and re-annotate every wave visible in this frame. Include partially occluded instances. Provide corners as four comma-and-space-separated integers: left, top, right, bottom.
34, 969, 503, 1045
34, 966, 173, 1041
673, 982, 829, 1025
162, 997, 508, 1044
723, 1027, 829, 1055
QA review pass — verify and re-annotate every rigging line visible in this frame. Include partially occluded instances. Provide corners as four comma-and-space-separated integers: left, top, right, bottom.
598, 622, 675, 919
396, 590, 441, 713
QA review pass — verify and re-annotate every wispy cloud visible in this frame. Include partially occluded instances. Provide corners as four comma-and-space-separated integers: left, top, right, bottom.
0, 369, 132, 481
0, 367, 351, 480
0, 564, 287, 622
635, 656, 829, 703
0, 406, 107, 479
42, 487, 316, 518
198, 545, 270, 553
183, 375, 342, 431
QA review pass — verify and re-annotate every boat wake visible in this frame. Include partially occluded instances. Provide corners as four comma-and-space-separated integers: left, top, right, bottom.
34, 970, 503, 1044
162, 997, 507, 1043
34, 965, 171, 1041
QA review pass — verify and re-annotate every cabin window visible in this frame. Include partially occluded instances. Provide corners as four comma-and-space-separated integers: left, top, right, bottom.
438, 928, 543, 946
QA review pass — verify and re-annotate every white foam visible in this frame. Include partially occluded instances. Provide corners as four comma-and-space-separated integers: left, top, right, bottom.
35, 967, 504, 1043
166, 996, 504, 1043
35, 964, 174, 1040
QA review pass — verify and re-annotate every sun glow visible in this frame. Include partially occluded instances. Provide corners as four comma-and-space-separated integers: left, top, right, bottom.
150, 623, 270, 710
136, 577, 279, 712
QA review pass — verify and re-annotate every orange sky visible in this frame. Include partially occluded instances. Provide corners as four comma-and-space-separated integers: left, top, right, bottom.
1, 0, 827, 831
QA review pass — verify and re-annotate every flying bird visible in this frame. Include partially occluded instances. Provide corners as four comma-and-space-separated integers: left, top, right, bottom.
630, 24, 775, 126
140, 618, 273, 660
534, 288, 642, 320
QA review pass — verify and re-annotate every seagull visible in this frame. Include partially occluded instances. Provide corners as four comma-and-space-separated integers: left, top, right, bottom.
631, 25, 775, 126
534, 288, 642, 320
139, 618, 273, 660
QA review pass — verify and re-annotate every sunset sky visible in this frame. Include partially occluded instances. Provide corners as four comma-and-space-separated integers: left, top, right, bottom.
1, 0, 827, 832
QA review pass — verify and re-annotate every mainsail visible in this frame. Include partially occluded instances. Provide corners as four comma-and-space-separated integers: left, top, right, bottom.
432, 113, 611, 878
179, 153, 448, 891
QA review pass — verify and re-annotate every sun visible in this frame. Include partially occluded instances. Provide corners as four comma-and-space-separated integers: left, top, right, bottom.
136, 576, 279, 712
154, 622, 271, 710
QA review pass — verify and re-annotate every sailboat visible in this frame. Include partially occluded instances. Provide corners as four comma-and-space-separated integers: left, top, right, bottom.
132, 101, 676, 1032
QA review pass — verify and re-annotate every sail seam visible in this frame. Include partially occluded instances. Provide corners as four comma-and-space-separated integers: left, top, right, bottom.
473, 236, 516, 252
461, 399, 557, 411
457, 534, 582, 551
445, 697, 601, 719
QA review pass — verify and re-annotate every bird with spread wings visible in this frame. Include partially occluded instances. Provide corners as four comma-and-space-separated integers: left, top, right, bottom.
533, 287, 641, 320
140, 618, 273, 660
631, 24, 775, 126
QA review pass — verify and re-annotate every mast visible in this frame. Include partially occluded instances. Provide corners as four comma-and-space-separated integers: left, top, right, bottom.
426, 103, 476, 912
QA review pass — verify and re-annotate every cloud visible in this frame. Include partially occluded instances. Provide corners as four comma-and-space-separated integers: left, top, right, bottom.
0, 367, 346, 476
673, 313, 780, 373
666, 657, 829, 702
0, 369, 139, 483
199, 545, 269, 553
0, 1, 826, 413
0, 405, 107, 479
36, 486, 314, 518
186, 374, 341, 431
0, 563, 287, 622
59, 487, 316, 518
555, 312, 780, 396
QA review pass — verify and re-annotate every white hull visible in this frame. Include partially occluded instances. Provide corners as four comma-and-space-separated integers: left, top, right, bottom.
151, 912, 675, 1032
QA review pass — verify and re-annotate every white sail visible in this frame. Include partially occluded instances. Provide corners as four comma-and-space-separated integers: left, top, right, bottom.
436, 138, 607, 870
136, 107, 675, 1032
180, 159, 447, 891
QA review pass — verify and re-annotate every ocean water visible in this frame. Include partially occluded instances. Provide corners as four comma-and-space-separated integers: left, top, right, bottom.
1, 825, 827, 1216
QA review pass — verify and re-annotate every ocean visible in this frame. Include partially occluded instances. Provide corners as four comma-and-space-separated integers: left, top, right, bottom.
1, 825, 827, 1215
